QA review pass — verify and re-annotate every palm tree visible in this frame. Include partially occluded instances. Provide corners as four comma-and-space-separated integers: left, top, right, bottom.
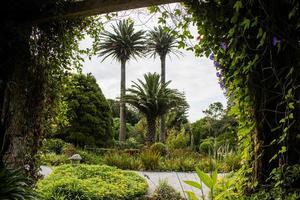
124, 73, 186, 144
98, 20, 145, 142
147, 26, 180, 143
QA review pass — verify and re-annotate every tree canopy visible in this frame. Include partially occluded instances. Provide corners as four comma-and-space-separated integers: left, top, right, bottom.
56, 73, 113, 147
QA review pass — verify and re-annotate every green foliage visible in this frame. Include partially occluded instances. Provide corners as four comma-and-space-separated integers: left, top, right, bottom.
184, 168, 218, 200
166, 128, 190, 150
40, 153, 69, 166
150, 142, 168, 156
199, 138, 214, 155
125, 72, 187, 144
98, 19, 146, 63
36, 164, 148, 200
107, 99, 141, 125
147, 26, 180, 59
151, 180, 183, 200
140, 150, 160, 170
103, 152, 142, 170
57, 73, 113, 148
41, 138, 66, 154
0, 167, 37, 199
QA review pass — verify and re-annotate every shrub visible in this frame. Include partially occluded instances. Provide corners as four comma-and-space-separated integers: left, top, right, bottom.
140, 150, 160, 170
221, 153, 241, 172
151, 180, 183, 200
103, 152, 142, 170
36, 164, 148, 200
42, 138, 66, 154
166, 128, 190, 150
199, 138, 214, 155
0, 167, 37, 199
196, 157, 217, 172
150, 142, 168, 156
40, 153, 69, 166
62, 143, 78, 157
78, 150, 103, 165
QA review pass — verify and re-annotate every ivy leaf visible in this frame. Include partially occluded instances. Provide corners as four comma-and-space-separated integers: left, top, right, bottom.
234, 1, 243, 12
241, 18, 251, 31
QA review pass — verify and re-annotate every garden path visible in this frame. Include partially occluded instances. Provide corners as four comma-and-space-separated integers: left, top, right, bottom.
137, 171, 211, 199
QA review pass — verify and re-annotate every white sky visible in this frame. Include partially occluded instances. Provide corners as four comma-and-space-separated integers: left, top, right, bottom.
80, 5, 227, 122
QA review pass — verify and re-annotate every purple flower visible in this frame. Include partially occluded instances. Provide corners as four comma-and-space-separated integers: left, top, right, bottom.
219, 81, 225, 89
272, 36, 279, 46
216, 72, 221, 78
220, 42, 227, 50
209, 53, 214, 60
214, 61, 221, 68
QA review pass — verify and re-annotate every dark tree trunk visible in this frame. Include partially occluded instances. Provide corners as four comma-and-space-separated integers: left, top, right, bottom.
119, 60, 126, 142
248, 38, 300, 184
0, 21, 47, 178
159, 55, 166, 143
147, 117, 156, 145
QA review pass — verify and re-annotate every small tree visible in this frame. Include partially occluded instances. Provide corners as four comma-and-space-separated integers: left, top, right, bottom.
125, 73, 186, 144
57, 73, 113, 147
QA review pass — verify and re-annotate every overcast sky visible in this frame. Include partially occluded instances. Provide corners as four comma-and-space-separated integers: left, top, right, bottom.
80, 6, 227, 122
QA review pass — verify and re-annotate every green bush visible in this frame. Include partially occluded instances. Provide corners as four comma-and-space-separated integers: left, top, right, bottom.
221, 153, 241, 172
199, 138, 214, 155
140, 150, 160, 170
42, 138, 66, 154
166, 128, 190, 150
78, 150, 103, 165
36, 164, 148, 200
151, 180, 183, 200
103, 152, 142, 170
62, 143, 78, 157
150, 142, 168, 156
0, 167, 37, 199
196, 157, 217, 172
40, 153, 69, 166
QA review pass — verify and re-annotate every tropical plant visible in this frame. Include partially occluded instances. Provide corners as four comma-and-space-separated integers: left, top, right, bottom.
125, 73, 186, 144
147, 26, 180, 143
98, 19, 145, 142
184, 167, 218, 200
0, 167, 37, 199
140, 149, 160, 170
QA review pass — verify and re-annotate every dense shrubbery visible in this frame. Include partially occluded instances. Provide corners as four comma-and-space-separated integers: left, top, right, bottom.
150, 142, 168, 156
151, 180, 183, 200
36, 164, 148, 200
0, 167, 37, 200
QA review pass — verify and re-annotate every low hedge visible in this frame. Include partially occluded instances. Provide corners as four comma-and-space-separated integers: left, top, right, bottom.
36, 164, 148, 200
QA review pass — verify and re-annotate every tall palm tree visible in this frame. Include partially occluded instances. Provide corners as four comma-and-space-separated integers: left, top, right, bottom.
124, 73, 186, 145
98, 20, 145, 142
147, 26, 180, 143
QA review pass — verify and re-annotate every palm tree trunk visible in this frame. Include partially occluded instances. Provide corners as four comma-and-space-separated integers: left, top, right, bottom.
159, 55, 166, 143
147, 117, 156, 145
119, 60, 126, 142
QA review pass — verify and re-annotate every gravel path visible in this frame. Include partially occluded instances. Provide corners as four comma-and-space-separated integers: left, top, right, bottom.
137, 171, 211, 199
